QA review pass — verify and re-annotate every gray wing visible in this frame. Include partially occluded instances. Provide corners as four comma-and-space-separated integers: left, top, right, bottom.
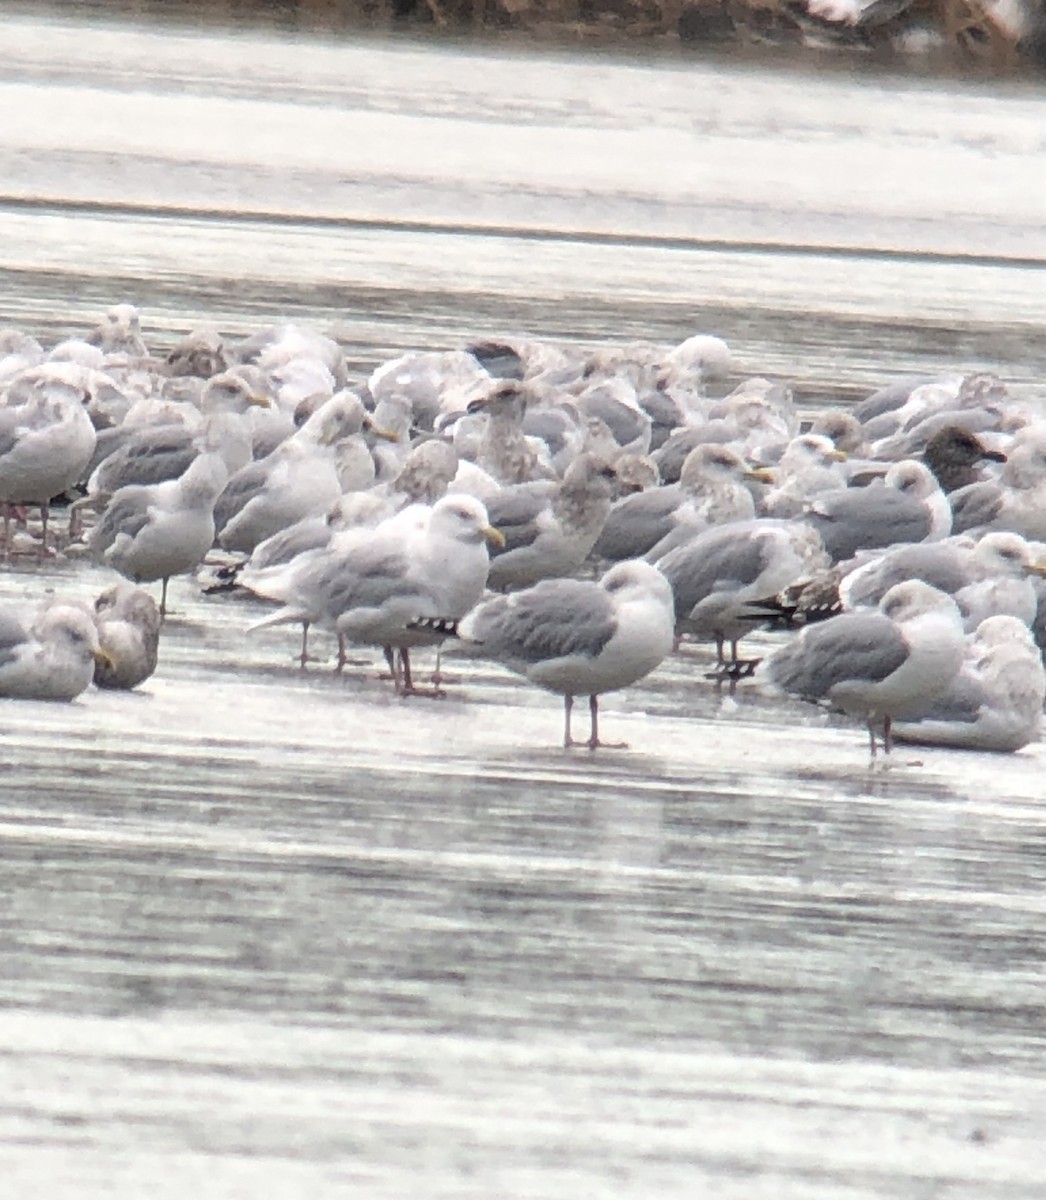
94, 426, 195, 493
306, 540, 420, 617
0, 610, 29, 668
249, 515, 331, 572
637, 390, 684, 450
652, 428, 708, 484
484, 482, 556, 555
579, 388, 648, 448
522, 409, 575, 461
909, 674, 983, 725
768, 613, 909, 700
806, 489, 930, 561
213, 458, 273, 533
90, 487, 155, 553
592, 486, 682, 561
842, 544, 967, 608
469, 579, 616, 664
0, 408, 20, 459
949, 482, 1004, 534
658, 524, 770, 618
852, 376, 933, 424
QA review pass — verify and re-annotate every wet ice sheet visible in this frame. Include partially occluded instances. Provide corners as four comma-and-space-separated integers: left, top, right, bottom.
2, 558, 1046, 1197
3, 1013, 1046, 1200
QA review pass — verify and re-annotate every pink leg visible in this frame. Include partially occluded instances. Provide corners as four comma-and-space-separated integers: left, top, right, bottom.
396, 647, 446, 699
563, 694, 575, 748
382, 645, 401, 690
587, 693, 628, 751
37, 502, 49, 561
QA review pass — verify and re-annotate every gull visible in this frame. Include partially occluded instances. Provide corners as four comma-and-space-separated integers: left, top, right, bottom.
89, 450, 230, 615
164, 327, 227, 379
444, 559, 675, 748
592, 444, 764, 565
803, 460, 951, 562
759, 580, 966, 756
214, 391, 376, 554
84, 303, 149, 358
761, 434, 848, 519
0, 603, 111, 701
465, 381, 548, 485
893, 615, 1046, 753
484, 453, 617, 591
0, 364, 97, 556
949, 427, 1046, 540
839, 531, 1046, 631
86, 370, 271, 501
92, 583, 162, 690
657, 518, 828, 671
246, 495, 503, 694
920, 425, 1007, 493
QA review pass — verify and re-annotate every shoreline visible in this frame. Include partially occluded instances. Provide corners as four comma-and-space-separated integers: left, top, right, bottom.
11, 0, 1046, 73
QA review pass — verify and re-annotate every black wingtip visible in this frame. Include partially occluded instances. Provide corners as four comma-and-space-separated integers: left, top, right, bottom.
407, 616, 460, 637
738, 595, 841, 629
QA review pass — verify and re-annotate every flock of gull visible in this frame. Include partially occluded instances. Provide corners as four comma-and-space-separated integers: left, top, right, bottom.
2, 302, 1045, 757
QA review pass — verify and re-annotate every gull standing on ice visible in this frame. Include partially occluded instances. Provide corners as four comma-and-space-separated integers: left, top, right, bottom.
246, 494, 503, 693
0, 365, 97, 556
759, 580, 966, 756
444, 559, 675, 749
657, 518, 828, 671
89, 451, 230, 615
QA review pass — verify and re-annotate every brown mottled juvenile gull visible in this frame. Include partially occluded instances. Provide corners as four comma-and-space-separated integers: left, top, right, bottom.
922, 425, 1007, 493
892, 615, 1046, 753
610, 453, 660, 498
92, 584, 161, 690
164, 327, 227, 380
484, 453, 617, 591
592, 444, 764, 566
465, 381, 548, 485
0, 603, 110, 701
446, 559, 675, 749
759, 580, 966, 756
